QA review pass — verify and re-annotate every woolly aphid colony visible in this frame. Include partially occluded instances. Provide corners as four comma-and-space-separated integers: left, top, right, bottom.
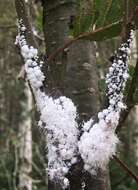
16, 19, 134, 188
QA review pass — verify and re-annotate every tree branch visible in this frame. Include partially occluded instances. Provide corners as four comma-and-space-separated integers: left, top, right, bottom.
112, 2, 138, 184
47, 21, 122, 63
116, 4, 138, 131
113, 155, 138, 183
47, 6, 138, 64
15, 0, 39, 100
117, 57, 138, 130
15, 0, 37, 48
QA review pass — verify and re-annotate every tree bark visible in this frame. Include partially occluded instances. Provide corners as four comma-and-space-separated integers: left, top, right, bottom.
65, 40, 111, 190
43, 0, 110, 189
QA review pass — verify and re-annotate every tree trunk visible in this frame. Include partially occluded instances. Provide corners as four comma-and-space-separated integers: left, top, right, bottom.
64, 40, 111, 190
43, 0, 110, 189
18, 85, 32, 190
0, 1, 33, 190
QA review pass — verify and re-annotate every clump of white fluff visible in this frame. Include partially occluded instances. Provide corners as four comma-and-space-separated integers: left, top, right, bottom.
15, 21, 45, 89
37, 93, 78, 188
79, 118, 119, 173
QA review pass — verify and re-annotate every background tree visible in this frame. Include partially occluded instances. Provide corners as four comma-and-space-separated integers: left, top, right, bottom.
0, 1, 46, 190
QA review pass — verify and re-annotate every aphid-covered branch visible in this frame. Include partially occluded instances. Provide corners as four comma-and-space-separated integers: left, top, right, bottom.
15, 2, 79, 187
117, 58, 138, 130
78, 26, 134, 174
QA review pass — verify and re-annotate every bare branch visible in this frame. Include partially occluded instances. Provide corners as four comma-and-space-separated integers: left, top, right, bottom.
47, 21, 122, 63
113, 155, 138, 183
47, 6, 138, 64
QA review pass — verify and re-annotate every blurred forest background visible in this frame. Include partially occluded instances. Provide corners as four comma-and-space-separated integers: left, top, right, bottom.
0, 0, 138, 190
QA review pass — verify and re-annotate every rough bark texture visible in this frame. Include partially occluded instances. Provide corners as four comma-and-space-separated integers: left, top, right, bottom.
64, 40, 100, 120
43, 0, 110, 189
43, 0, 77, 91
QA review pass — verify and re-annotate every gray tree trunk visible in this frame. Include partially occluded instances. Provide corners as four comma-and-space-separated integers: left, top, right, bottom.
18, 84, 32, 190
43, 0, 110, 189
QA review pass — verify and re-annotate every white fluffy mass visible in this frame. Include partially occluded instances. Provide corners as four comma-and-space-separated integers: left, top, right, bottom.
79, 119, 119, 173
37, 92, 78, 187
78, 108, 120, 174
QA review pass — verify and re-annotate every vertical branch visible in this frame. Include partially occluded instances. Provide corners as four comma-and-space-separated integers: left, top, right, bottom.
15, 0, 37, 48
117, 58, 138, 130
116, 7, 138, 131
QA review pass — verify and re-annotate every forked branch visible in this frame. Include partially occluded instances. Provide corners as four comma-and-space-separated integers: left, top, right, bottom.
15, 0, 138, 187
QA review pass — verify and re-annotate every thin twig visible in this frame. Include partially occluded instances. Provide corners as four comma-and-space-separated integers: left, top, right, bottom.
47, 6, 138, 64
47, 21, 122, 63
113, 155, 138, 183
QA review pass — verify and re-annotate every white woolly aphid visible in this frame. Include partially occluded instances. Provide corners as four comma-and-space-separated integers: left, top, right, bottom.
38, 94, 78, 186
79, 119, 119, 173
